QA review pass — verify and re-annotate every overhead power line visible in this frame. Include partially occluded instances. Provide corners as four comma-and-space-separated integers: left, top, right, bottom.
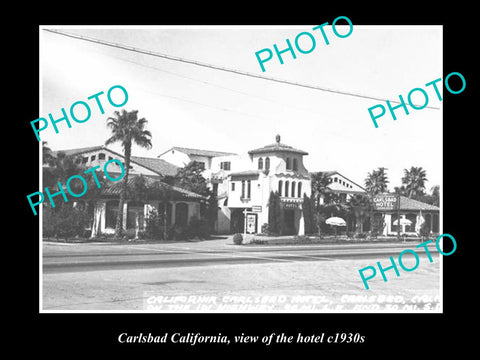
43, 28, 440, 110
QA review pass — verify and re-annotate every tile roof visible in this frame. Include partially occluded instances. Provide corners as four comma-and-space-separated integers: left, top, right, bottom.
310, 170, 366, 191
229, 170, 260, 177
248, 142, 308, 155
130, 156, 179, 177
101, 175, 206, 200
52, 146, 179, 177
399, 196, 439, 211
53, 145, 106, 157
168, 146, 237, 158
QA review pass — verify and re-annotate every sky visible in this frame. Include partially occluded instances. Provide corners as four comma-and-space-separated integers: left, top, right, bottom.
38, 25, 442, 191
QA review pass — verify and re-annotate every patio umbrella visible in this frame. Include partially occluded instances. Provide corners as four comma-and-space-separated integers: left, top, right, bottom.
393, 218, 412, 226
326, 217, 346, 238
393, 218, 412, 242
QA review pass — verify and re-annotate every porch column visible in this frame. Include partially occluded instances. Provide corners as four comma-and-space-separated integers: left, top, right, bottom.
171, 202, 176, 226
90, 201, 106, 238
144, 203, 152, 229
298, 210, 305, 236
122, 202, 128, 231
384, 213, 392, 235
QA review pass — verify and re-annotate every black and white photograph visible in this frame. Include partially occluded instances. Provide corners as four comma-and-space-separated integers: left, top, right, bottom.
17, 8, 474, 353
36, 24, 447, 313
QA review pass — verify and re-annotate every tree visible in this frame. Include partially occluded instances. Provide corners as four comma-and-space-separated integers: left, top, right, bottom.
419, 185, 440, 206
302, 194, 315, 235
347, 193, 371, 234
42, 150, 99, 239
43, 151, 82, 188
42, 141, 54, 166
172, 160, 216, 230
267, 191, 283, 235
401, 166, 428, 199
430, 185, 440, 206
310, 172, 331, 206
394, 185, 407, 196
364, 167, 389, 195
105, 109, 152, 238
174, 161, 209, 196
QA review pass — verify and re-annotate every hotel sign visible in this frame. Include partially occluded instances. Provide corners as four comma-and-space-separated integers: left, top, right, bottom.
246, 214, 256, 234
281, 201, 301, 210
372, 194, 399, 211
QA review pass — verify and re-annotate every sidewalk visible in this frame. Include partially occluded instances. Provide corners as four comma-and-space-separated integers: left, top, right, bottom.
42, 233, 428, 258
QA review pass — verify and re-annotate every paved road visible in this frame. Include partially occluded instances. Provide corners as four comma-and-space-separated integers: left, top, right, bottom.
43, 241, 439, 273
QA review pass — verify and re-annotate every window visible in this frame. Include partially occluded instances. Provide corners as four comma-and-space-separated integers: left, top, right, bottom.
91, 155, 96, 161
286, 157, 291, 170
334, 177, 338, 182
297, 182, 302, 197
98, 153, 106, 160
258, 157, 263, 170
293, 158, 298, 171
231, 182, 235, 191
278, 180, 283, 195
82, 157, 88, 164
241, 180, 245, 198
220, 161, 231, 170
247, 180, 251, 199
291, 181, 296, 197
285, 181, 290, 197
265, 157, 270, 171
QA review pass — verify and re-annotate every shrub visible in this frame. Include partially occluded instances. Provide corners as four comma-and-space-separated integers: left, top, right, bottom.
355, 232, 367, 240
261, 223, 270, 234
145, 208, 166, 239
168, 224, 188, 241
188, 217, 210, 239
232, 233, 243, 245
43, 204, 91, 240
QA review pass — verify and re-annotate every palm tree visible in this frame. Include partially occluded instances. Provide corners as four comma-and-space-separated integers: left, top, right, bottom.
310, 172, 331, 206
401, 167, 428, 199
364, 167, 389, 195
105, 109, 152, 238
310, 172, 332, 237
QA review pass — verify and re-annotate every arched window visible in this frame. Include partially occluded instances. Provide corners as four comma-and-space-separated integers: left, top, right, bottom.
285, 181, 290, 197
258, 157, 263, 170
291, 181, 296, 197
297, 182, 302, 197
293, 158, 298, 171
265, 157, 270, 171
286, 157, 291, 170
278, 180, 283, 195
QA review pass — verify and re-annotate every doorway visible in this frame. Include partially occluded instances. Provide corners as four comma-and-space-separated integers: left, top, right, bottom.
283, 209, 296, 235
